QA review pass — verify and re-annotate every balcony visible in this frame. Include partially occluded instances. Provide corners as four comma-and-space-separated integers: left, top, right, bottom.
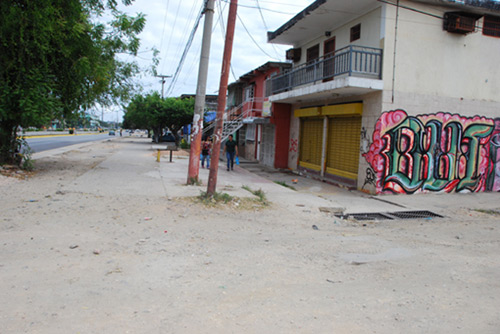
266, 45, 383, 99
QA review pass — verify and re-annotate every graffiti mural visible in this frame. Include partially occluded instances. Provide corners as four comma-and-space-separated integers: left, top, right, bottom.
363, 110, 500, 194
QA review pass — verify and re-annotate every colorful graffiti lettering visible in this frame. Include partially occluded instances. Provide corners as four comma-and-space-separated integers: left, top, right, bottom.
363, 110, 500, 194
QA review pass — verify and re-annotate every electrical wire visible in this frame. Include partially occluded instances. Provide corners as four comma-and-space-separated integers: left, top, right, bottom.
220, 0, 296, 15
378, 0, 498, 33
253, 0, 283, 59
165, 2, 205, 97
158, 0, 171, 55
165, 0, 202, 77
237, 12, 279, 60
161, 0, 182, 75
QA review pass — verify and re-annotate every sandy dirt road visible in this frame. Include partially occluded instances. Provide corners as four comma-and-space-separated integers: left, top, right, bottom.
1, 138, 499, 333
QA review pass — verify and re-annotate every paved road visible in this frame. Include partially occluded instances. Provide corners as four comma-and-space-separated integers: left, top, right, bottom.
26, 133, 113, 153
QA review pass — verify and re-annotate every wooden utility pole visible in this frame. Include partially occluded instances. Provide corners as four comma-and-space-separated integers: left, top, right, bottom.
187, 0, 215, 185
207, 0, 238, 195
156, 74, 171, 98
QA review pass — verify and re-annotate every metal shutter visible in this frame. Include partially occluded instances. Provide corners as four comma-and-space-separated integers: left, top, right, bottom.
299, 118, 323, 171
326, 116, 362, 180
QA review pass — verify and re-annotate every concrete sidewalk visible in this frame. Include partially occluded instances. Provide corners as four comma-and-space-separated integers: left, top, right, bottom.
49, 136, 499, 219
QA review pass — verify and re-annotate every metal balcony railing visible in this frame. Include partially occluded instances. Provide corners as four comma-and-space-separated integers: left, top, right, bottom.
266, 45, 383, 96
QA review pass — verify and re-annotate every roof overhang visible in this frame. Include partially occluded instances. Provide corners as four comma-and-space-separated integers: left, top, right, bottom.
267, 0, 380, 46
268, 0, 500, 46
239, 62, 292, 81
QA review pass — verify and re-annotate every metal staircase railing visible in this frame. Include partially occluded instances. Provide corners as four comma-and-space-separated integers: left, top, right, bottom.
202, 98, 264, 142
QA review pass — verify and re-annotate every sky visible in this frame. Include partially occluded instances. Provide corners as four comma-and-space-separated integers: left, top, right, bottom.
100, 0, 314, 121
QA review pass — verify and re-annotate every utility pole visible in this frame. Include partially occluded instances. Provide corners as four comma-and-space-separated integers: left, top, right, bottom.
156, 74, 172, 98
207, 0, 238, 196
187, 0, 215, 185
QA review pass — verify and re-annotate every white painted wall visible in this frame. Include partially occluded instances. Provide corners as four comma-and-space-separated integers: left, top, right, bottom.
294, 7, 383, 67
383, 1, 500, 104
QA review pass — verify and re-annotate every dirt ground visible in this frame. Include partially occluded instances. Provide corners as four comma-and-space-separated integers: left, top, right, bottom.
1, 139, 499, 333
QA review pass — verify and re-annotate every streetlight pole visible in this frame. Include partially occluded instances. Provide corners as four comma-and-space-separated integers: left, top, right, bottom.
207, 0, 238, 196
156, 74, 172, 99
187, 0, 215, 185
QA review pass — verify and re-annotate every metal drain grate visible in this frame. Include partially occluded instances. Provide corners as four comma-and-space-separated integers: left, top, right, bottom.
387, 210, 443, 219
335, 212, 394, 221
335, 210, 442, 221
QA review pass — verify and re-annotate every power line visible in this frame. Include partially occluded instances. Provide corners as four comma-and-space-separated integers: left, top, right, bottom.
378, 0, 497, 33
158, 0, 171, 55
164, 0, 202, 77
161, 0, 182, 76
237, 12, 279, 60
165, 1, 206, 97
254, 0, 283, 59
220, 0, 296, 15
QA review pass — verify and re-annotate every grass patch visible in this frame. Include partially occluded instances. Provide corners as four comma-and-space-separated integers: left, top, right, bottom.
474, 208, 500, 216
242, 185, 268, 205
190, 190, 268, 211
273, 180, 296, 191
198, 191, 233, 205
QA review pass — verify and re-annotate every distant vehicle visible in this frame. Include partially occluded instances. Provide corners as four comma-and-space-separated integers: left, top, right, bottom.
158, 132, 176, 142
109, 130, 115, 136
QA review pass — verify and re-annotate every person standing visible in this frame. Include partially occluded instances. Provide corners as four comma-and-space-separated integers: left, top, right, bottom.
223, 134, 238, 171
201, 138, 211, 168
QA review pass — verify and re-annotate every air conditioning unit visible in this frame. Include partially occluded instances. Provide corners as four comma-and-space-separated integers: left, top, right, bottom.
286, 48, 301, 62
444, 12, 476, 34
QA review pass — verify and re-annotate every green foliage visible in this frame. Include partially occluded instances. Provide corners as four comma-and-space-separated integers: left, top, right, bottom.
123, 93, 194, 143
198, 191, 234, 205
179, 139, 190, 149
0, 0, 155, 163
474, 209, 500, 216
242, 185, 268, 204
273, 180, 296, 191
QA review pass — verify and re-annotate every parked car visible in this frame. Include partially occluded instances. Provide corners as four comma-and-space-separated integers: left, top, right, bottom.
109, 130, 115, 136
159, 132, 176, 142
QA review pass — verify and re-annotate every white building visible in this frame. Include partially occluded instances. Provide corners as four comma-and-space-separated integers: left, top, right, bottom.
267, 0, 500, 194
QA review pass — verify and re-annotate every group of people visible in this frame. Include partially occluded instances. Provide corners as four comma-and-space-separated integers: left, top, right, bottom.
200, 134, 238, 171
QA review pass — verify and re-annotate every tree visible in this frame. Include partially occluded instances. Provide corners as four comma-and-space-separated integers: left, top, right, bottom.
0, 0, 152, 163
123, 93, 194, 143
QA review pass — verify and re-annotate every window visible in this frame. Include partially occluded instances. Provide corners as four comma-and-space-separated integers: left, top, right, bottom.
483, 15, 500, 38
246, 124, 256, 141
350, 24, 361, 42
244, 84, 254, 101
306, 44, 320, 64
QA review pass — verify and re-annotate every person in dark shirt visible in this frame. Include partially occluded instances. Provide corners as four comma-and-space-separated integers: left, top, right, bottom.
223, 134, 238, 171
201, 138, 211, 168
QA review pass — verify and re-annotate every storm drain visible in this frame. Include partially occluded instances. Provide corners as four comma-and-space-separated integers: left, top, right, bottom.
335, 212, 394, 221
388, 210, 443, 219
335, 210, 442, 221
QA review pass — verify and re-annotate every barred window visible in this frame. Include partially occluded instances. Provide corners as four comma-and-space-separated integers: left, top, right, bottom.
483, 15, 500, 38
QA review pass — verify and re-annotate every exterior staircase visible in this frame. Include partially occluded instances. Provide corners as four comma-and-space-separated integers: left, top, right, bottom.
202, 98, 263, 142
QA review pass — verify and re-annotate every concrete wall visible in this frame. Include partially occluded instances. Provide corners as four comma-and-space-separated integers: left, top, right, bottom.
294, 7, 383, 66
382, 1, 500, 103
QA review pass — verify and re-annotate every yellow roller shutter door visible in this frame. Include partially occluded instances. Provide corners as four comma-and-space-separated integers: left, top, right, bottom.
299, 118, 323, 171
326, 116, 362, 180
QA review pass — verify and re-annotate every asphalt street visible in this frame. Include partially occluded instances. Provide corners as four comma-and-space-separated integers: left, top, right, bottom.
25, 133, 113, 153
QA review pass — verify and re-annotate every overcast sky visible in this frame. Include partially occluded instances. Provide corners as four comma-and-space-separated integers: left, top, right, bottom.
101, 0, 313, 121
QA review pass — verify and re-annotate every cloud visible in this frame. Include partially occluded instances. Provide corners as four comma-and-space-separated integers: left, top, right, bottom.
118, 0, 313, 98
